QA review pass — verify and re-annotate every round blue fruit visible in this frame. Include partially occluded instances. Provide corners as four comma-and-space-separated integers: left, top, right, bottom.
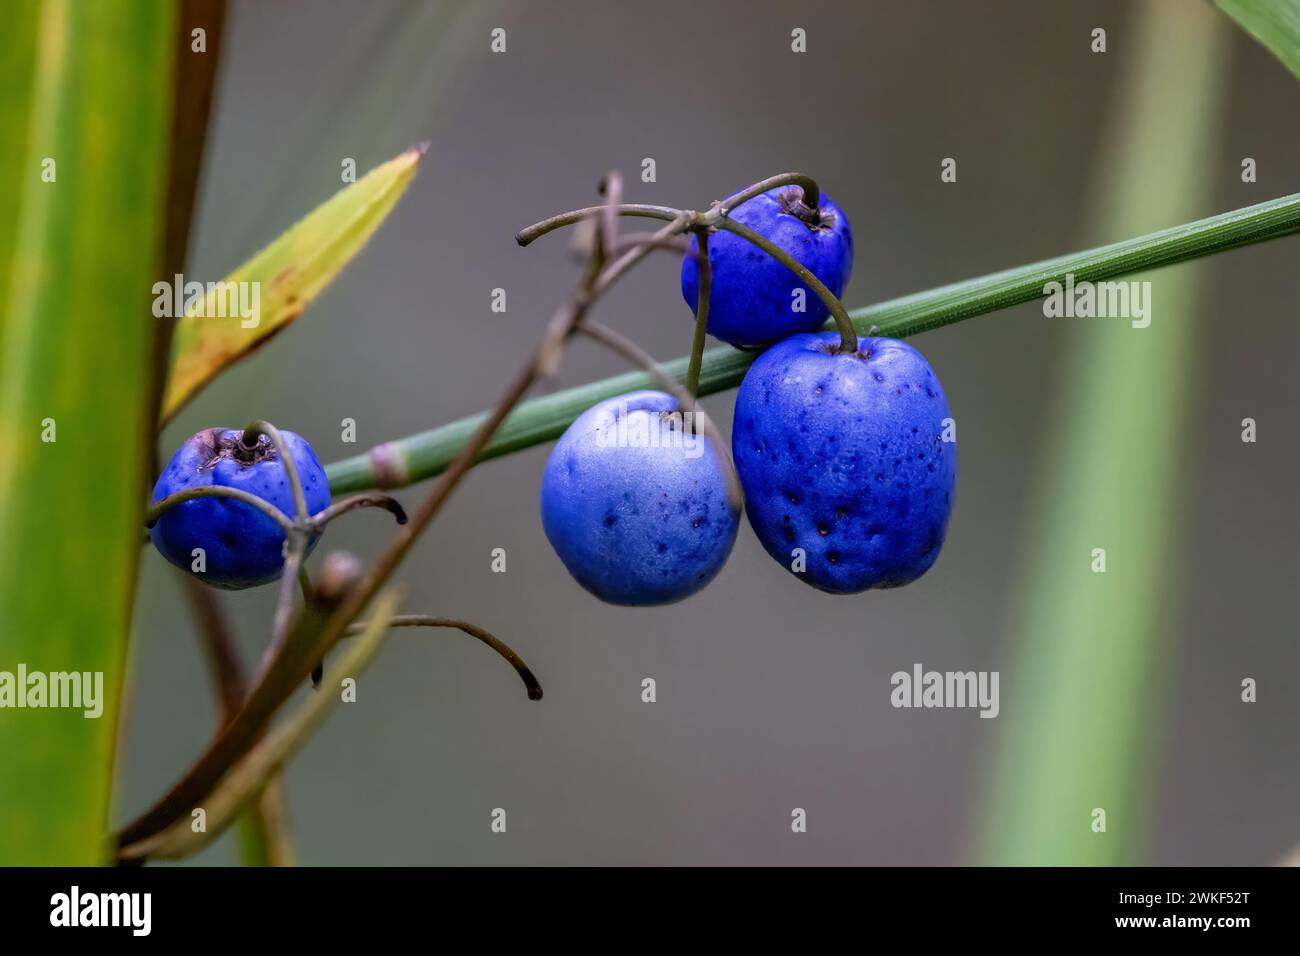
150, 428, 332, 590
732, 333, 956, 593
540, 391, 741, 606
681, 185, 853, 348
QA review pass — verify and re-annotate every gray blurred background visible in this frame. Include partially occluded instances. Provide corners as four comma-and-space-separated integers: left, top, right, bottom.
121, 0, 1300, 864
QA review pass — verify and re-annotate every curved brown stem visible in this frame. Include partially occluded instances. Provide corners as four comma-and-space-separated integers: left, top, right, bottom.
310, 493, 407, 531
685, 225, 711, 397
577, 319, 743, 512
719, 172, 821, 215
342, 615, 543, 701
145, 485, 295, 533
609, 233, 691, 257
240, 420, 309, 522
597, 171, 622, 258
515, 203, 682, 246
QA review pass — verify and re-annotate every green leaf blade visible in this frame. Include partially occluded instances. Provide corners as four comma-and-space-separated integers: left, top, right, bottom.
161, 145, 425, 425
0, 0, 175, 865
0, 0, 39, 345
1218, 0, 1300, 80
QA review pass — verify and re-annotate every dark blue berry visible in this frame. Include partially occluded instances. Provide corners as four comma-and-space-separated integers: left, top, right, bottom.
681, 186, 853, 347
732, 333, 956, 593
150, 428, 331, 590
540, 391, 740, 605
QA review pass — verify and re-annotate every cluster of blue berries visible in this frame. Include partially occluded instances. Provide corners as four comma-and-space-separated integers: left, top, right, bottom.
541, 184, 957, 604
148, 182, 956, 606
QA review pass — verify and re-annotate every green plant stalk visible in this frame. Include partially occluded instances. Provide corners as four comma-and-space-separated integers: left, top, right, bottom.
0, 0, 174, 865
973, 0, 1226, 864
327, 192, 1300, 494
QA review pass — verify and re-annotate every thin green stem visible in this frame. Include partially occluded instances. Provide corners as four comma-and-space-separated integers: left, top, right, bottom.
714, 217, 857, 353
685, 226, 711, 397
326, 192, 1300, 495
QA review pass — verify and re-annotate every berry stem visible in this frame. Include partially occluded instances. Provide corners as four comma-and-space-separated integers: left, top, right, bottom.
340, 615, 543, 700
712, 217, 858, 353
309, 493, 408, 531
266, 530, 308, 668
237, 420, 315, 685
241, 420, 310, 522
146, 486, 295, 533
684, 226, 711, 398
597, 170, 622, 258
609, 232, 691, 256
577, 319, 744, 511
719, 172, 821, 215
515, 203, 683, 246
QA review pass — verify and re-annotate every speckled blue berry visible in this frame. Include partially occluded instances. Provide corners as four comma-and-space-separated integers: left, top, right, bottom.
681, 185, 853, 348
150, 428, 332, 590
732, 333, 956, 593
540, 391, 741, 606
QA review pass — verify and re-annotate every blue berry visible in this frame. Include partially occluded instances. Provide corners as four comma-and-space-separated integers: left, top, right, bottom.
540, 391, 740, 605
681, 185, 853, 348
150, 428, 331, 590
732, 333, 956, 593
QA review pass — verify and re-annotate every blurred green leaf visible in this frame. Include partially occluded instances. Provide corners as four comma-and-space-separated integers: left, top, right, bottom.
0, 0, 174, 865
228, 0, 486, 267
1218, 0, 1300, 80
973, 2, 1227, 864
161, 145, 425, 425
0, 1, 39, 347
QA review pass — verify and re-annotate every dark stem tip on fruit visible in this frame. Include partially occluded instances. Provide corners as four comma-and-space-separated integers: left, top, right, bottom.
198, 428, 277, 469
820, 340, 874, 360
778, 187, 833, 232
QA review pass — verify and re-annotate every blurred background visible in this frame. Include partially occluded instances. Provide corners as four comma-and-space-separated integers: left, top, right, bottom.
63, 0, 1300, 863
